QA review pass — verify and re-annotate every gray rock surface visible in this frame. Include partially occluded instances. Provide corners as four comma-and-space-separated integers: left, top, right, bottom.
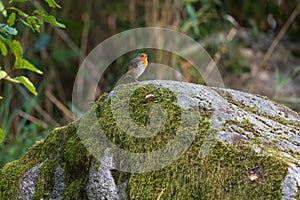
18, 163, 43, 200
82, 80, 300, 199
1, 80, 299, 200
139, 80, 300, 199
49, 164, 65, 200
86, 149, 120, 200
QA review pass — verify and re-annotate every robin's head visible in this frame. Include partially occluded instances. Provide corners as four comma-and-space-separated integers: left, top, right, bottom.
139, 53, 148, 68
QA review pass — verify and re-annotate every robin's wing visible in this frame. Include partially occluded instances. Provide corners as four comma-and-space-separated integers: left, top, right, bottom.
126, 57, 140, 72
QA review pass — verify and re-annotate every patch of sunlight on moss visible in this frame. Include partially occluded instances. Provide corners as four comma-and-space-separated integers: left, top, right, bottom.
128, 142, 288, 199
96, 84, 183, 153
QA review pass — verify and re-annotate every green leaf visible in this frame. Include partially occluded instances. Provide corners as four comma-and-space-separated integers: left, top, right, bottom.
7, 13, 16, 26
0, 38, 7, 56
10, 7, 28, 17
42, 15, 65, 28
44, 0, 61, 8
5, 40, 43, 74
0, 23, 18, 36
0, 128, 4, 143
0, 70, 20, 83
26, 16, 40, 32
15, 58, 43, 74
0, 0, 7, 17
7, 40, 23, 59
33, 9, 44, 16
33, 10, 45, 25
20, 18, 29, 27
0, 69, 7, 79
15, 76, 37, 95
34, 10, 65, 28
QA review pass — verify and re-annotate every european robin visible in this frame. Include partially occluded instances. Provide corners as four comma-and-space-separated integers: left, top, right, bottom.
125, 53, 148, 81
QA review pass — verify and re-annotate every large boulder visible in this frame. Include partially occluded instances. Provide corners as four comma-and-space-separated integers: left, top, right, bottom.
0, 80, 299, 199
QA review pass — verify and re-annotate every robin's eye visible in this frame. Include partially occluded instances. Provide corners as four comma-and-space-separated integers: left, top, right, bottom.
141, 55, 144, 57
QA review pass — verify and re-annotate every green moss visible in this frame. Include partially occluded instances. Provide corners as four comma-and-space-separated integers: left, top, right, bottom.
0, 160, 37, 199
63, 134, 91, 185
272, 116, 300, 129
263, 146, 299, 165
94, 85, 211, 171
296, 184, 300, 199
0, 124, 74, 200
282, 148, 300, 163
33, 159, 58, 200
224, 119, 260, 137
62, 179, 87, 200
0, 123, 81, 200
128, 142, 288, 199
0, 83, 294, 199
96, 85, 183, 153
35, 123, 77, 160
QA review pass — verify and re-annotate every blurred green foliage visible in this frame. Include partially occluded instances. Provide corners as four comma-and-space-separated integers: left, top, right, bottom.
0, 0, 64, 145
182, 0, 227, 38
0, 122, 50, 167
0, 78, 53, 167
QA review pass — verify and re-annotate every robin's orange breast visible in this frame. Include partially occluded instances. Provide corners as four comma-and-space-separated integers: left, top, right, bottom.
140, 53, 148, 69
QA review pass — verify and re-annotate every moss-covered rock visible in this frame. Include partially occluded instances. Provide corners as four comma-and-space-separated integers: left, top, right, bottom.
0, 80, 299, 200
